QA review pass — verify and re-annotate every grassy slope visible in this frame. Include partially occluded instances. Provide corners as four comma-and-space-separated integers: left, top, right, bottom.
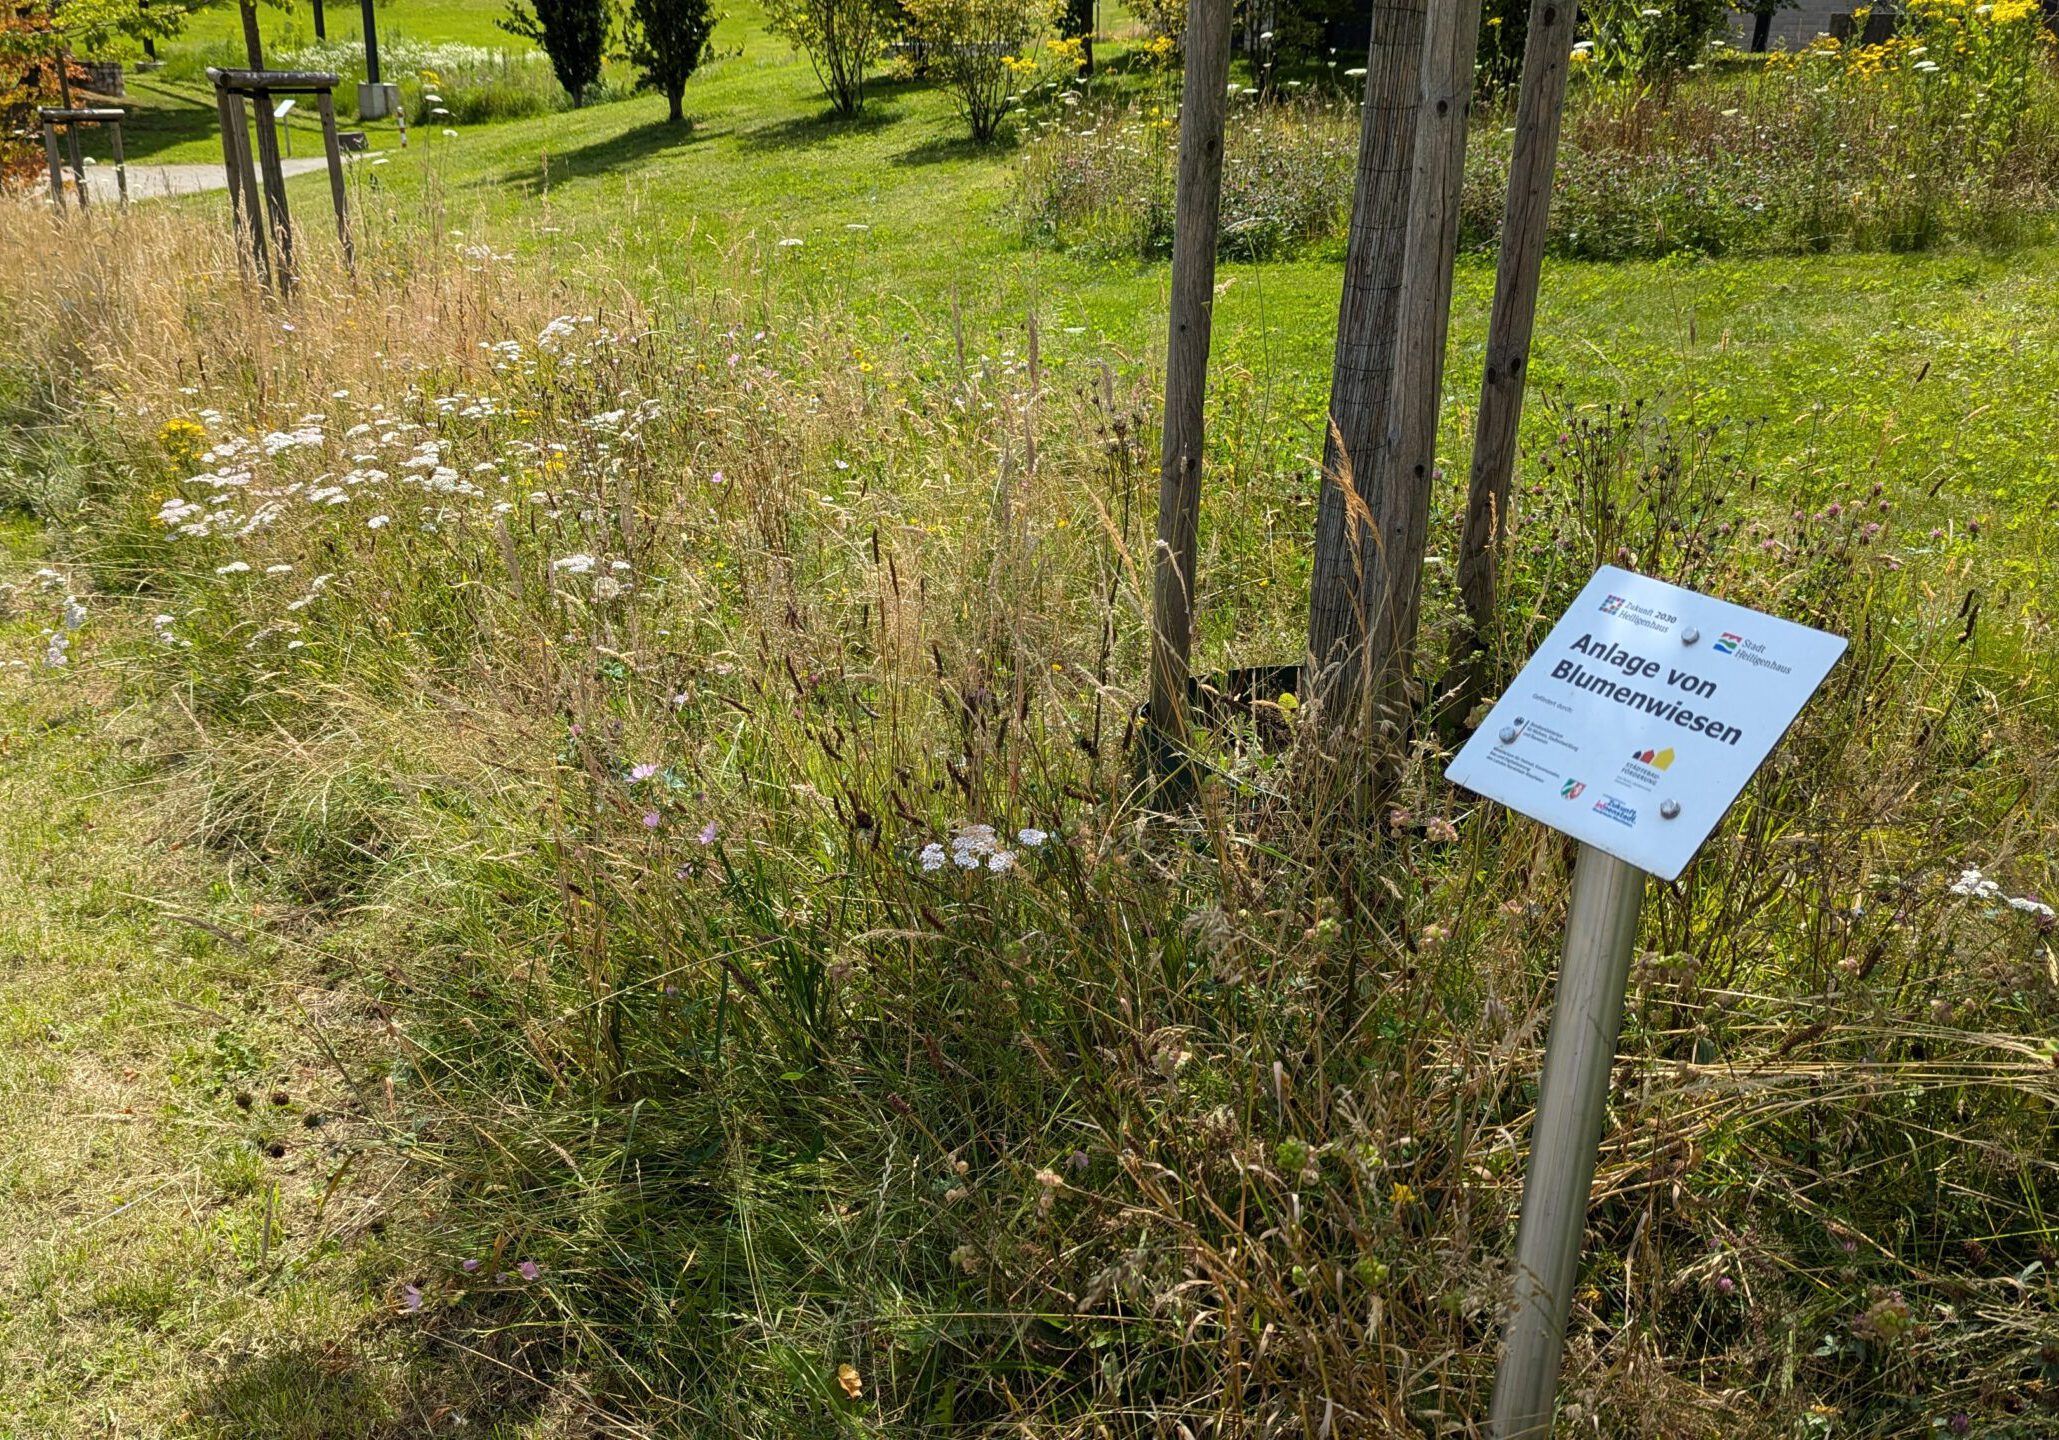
102, 8, 2056, 586
8, 12, 2059, 1436
0, 524, 420, 1438
75, 0, 2059, 610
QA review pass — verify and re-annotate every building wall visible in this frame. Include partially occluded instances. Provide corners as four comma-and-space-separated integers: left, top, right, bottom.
1727, 1, 1849, 51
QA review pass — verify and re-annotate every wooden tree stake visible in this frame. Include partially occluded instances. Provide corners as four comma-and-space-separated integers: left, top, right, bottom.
1145, 0, 1234, 758
1458, 0, 1574, 642
1356, 0, 1483, 732
1305, 0, 1428, 712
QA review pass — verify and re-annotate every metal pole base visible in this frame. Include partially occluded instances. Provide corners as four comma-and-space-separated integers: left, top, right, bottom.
1488, 843, 1647, 1439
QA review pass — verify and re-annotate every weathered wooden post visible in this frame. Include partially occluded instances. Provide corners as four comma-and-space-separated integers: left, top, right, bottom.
1458, 0, 1574, 642
236, 2, 295, 284
38, 108, 130, 212
213, 79, 269, 284
55, 50, 85, 191
1305, 0, 1428, 713
1354, 0, 1483, 734
315, 89, 353, 265
107, 115, 128, 205
210, 68, 349, 291
1144, 0, 1234, 766
42, 119, 65, 208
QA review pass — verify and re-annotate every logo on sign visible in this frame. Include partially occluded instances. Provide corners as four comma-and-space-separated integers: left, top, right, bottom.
1630, 747, 1676, 771
1592, 795, 1638, 827
1714, 632, 1742, 655
1560, 778, 1586, 800
1599, 595, 1626, 615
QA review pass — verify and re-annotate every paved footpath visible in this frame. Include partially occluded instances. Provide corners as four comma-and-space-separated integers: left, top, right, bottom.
65, 157, 338, 203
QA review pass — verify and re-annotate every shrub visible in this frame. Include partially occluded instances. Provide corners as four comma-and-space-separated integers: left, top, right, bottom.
904, 0, 1046, 142
1020, 93, 1357, 257
1022, 42, 2059, 261
765, 0, 882, 115
1581, 0, 1734, 87
274, 40, 604, 123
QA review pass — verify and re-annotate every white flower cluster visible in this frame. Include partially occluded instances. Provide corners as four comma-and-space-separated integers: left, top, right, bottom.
918, 824, 1049, 874
34, 573, 87, 668
1949, 867, 2055, 920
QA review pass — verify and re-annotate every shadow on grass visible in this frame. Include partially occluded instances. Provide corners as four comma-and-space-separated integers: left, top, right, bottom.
181, 1345, 402, 1438
889, 130, 1018, 168
736, 99, 907, 154
52, 76, 225, 165
489, 116, 713, 194
183, 1332, 559, 1439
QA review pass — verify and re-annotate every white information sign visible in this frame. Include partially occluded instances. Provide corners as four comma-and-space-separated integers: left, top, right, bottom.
1446, 565, 1847, 881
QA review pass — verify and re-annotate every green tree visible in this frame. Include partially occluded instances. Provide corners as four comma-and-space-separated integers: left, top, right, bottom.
502, 0, 609, 106
764, 0, 878, 115
626, 0, 714, 121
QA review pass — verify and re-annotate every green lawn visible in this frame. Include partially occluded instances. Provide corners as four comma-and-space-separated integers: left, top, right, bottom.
0, 521, 414, 1438
166, 0, 521, 58
77, 1, 2056, 585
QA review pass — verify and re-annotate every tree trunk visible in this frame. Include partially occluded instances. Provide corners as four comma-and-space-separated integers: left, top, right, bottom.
1358, 0, 1483, 732
1751, 6, 1773, 51
1305, 0, 1428, 712
1458, 0, 1574, 644
668, 79, 685, 121
1144, 0, 1233, 756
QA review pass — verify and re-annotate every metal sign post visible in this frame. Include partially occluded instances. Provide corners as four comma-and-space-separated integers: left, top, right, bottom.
1488, 843, 1644, 1439
1446, 565, 1848, 1437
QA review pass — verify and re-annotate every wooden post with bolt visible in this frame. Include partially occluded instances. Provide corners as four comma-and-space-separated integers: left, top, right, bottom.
1305, 0, 1427, 714
1144, 0, 1233, 778
1353, 0, 1483, 739
1459, 0, 1575, 642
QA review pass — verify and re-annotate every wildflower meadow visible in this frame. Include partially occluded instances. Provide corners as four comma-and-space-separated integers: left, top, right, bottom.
2, 1, 2057, 1437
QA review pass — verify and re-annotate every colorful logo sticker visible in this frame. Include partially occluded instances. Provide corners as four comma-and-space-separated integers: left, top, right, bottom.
1714, 632, 1742, 655
1630, 747, 1676, 771
1599, 595, 1626, 615
1560, 778, 1586, 800
1592, 795, 1638, 827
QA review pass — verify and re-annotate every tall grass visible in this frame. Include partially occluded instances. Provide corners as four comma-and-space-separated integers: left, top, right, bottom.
2, 200, 2056, 1437
1021, 44, 2059, 261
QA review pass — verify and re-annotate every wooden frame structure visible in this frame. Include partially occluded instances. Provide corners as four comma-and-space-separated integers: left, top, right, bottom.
208, 67, 352, 292
39, 107, 127, 211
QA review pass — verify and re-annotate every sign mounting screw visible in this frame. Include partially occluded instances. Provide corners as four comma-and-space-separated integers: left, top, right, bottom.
1681, 627, 1701, 646
1498, 725, 1519, 745
1659, 799, 1681, 820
